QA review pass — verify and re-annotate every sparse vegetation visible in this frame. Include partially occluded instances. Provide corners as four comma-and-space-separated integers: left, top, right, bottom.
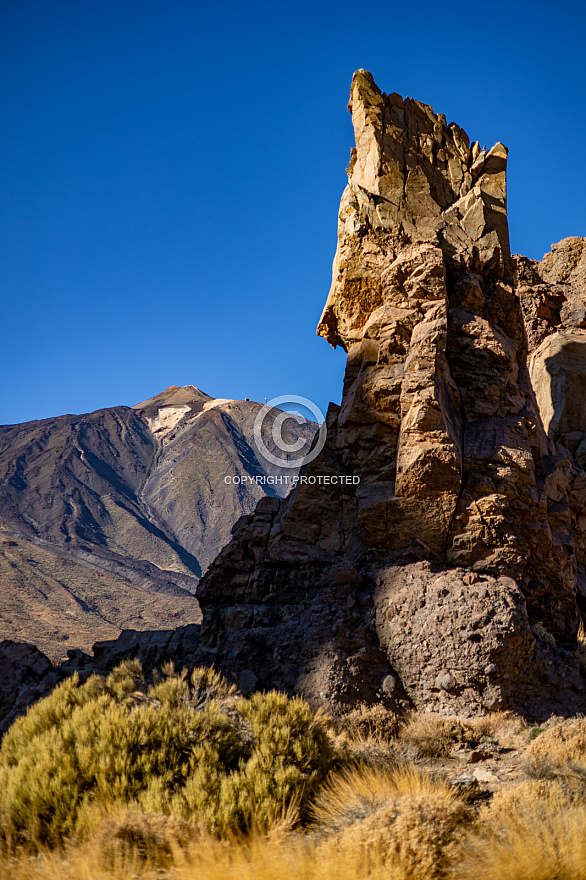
465, 711, 527, 748
336, 703, 402, 743
526, 717, 586, 765
0, 661, 332, 845
399, 713, 474, 758
312, 762, 472, 878
2, 672, 586, 880
533, 621, 557, 648
454, 790, 586, 880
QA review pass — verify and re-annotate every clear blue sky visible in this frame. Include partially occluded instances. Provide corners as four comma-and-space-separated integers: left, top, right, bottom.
1, 0, 585, 425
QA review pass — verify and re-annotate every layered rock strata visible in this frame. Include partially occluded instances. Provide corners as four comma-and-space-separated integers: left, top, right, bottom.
193, 71, 586, 717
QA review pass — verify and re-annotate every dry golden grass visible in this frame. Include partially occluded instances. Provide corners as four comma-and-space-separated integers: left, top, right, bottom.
0, 764, 470, 880
479, 778, 571, 829
75, 804, 196, 869
399, 713, 473, 757
452, 792, 586, 880
465, 711, 527, 748
523, 719, 586, 804
312, 763, 458, 827
313, 764, 472, 879
336, 703, 402, 742
330, 704, 402, 771
398, 710, 527, 758
0, 833, 405, 880
526, 717, 586, 765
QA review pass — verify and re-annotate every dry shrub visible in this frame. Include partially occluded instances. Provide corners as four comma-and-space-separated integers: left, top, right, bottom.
526, 717, 586, 766
465, 711, 527, 748
315, 764, 471, 879
479, 778, 571, 831
329, 735, 401, 775
313, 763, 460, 827
0, 661, 333, 845
399, 711, 527, 758
452, 791, 586, 880
399, 712, 474, 758
337, 703, 402, 742
330, 704, 402, 771
524, 718, 586, 797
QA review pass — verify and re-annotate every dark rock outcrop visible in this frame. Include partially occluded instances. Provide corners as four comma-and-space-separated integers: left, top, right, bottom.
92, 623, 201, 672
0, 640, 62, 732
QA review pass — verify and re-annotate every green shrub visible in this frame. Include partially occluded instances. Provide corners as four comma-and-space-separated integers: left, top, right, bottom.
0, 662, 332, 845
172, 691, 333, 835
533, 622, 556, 648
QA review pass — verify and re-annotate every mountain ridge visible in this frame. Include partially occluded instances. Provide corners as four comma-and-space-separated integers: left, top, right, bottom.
0, 385, 317, 658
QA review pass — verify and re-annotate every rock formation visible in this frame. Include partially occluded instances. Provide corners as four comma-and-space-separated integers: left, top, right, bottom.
3, 72, 586, 725
192, 71, 586, 718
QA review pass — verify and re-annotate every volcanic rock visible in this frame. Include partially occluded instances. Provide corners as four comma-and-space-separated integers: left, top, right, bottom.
190, 71, 586, 718
0, 640, 62, 732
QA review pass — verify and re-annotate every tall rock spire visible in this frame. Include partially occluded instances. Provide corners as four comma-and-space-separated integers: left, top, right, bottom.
318, 70, 576, 635
194, 72, 586, 717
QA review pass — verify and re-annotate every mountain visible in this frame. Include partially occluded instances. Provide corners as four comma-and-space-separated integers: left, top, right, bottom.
0, 385, 316, 658
0, 535, 198, 662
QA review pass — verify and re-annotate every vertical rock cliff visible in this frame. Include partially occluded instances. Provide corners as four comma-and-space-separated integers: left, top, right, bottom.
194, 71, 586, 718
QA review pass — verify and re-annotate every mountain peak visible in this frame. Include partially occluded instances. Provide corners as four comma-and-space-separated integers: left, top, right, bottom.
132, 385, 213, 412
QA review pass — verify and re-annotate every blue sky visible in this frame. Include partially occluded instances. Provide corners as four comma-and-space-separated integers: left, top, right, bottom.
1, 0, 585, 425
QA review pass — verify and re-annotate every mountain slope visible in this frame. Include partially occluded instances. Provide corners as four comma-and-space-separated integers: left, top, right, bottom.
135, 386, 317, 572
0, 385, 317, 657
0, 535, 199, 661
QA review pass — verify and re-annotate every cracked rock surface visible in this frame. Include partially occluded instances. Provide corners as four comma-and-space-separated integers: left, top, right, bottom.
191, 71, 586, 718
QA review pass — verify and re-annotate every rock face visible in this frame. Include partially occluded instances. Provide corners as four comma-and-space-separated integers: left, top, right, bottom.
0, 640, 61, 733
518, 242, 586, 457
372, 562, 582, 716
0, 385, 315, 659
192, 71, 586, 718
